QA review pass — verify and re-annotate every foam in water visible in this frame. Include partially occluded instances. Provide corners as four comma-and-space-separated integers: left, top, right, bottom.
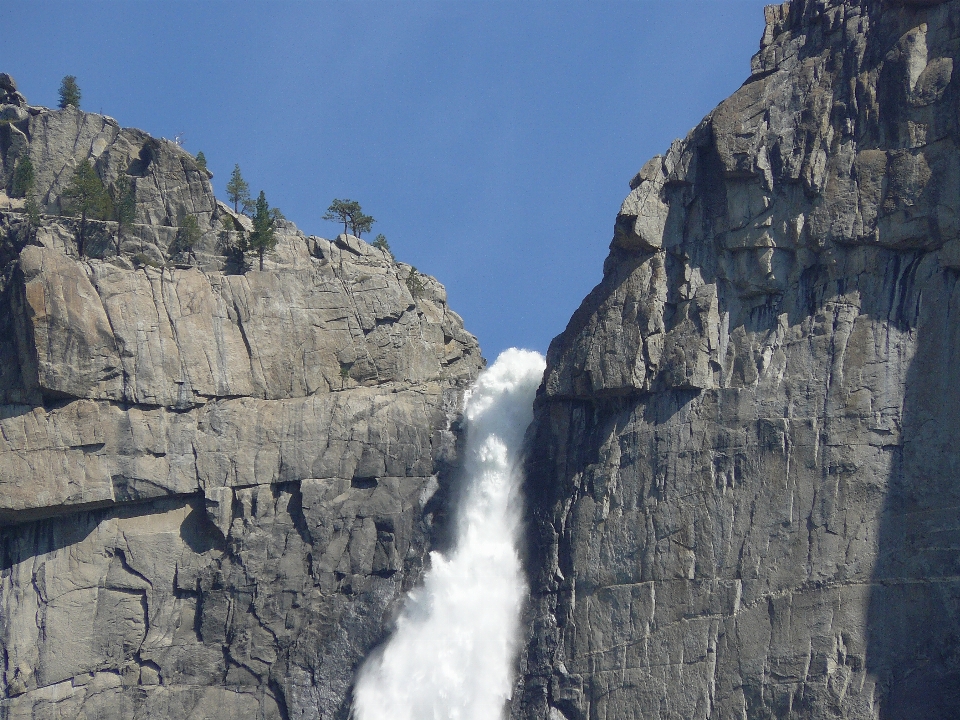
352, 348, 546, 720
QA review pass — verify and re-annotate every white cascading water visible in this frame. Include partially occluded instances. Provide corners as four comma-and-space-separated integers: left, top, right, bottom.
353, 348, 546, 720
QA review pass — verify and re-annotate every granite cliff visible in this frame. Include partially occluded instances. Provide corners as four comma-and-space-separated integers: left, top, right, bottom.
6, 0, 960, 716
0, 76, 483, 719
515, 1, 960, 719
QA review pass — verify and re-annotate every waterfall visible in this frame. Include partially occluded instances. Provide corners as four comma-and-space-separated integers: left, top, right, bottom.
352, 348, 546, 720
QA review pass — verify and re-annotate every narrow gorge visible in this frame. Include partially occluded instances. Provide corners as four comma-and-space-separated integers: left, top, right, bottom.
3, 0, 960, 719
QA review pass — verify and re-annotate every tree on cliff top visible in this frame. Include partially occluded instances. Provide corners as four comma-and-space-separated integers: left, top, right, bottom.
350, 210, 375, 238
62, 160, 109, 257
372, 233, 392, 258
323, 198, 358, 235
58, 76, 81, 109
323, 198, 374, 238
249, 191, 278, 271
226, 164, 251, 214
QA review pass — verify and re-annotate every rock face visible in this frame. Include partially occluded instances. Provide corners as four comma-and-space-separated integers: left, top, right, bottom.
515, 1, 960, 719
0, 83, 483, 719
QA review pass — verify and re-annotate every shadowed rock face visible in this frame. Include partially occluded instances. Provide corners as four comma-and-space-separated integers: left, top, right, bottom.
0, 82, 483, 719
515, 1, 960, 719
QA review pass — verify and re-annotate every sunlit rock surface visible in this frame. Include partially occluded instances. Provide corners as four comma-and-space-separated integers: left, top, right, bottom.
0, 77, 483, 720
515, 1, 960, 719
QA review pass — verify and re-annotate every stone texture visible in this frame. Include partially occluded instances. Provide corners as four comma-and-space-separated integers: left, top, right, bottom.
0, 79, 483, 719
0, 81, 241, 265
515, 2, 960, 719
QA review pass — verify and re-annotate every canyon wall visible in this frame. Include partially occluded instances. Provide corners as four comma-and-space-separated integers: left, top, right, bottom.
515, 1, 960, 718
0, 76, 483, 720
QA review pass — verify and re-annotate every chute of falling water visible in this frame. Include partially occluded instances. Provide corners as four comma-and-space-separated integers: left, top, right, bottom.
353, 348, 546, 720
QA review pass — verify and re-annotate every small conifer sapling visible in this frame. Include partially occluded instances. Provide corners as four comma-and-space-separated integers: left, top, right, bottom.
373, 233, 392, 257
406, 267, 425, 298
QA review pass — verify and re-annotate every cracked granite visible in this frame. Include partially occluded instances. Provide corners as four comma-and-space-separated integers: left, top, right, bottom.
0, 75, 483, 720
513, 1, 960, 719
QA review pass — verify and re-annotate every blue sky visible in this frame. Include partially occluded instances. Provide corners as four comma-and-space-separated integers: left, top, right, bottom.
7, 1, 769, 361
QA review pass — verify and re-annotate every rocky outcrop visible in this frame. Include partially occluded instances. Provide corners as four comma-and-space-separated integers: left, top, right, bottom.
516, 1, 960, 719
1, 78, 217, 265
0, 82, 483, 719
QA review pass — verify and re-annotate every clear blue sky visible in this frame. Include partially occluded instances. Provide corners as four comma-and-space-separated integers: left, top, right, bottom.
7, 1, 769, 361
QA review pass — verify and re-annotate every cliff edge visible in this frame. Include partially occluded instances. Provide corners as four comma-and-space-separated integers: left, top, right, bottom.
0, 76, 483, 720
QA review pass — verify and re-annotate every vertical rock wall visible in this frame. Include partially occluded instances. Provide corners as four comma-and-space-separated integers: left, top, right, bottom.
0, 81, 484, 720
515, 1, 960, 718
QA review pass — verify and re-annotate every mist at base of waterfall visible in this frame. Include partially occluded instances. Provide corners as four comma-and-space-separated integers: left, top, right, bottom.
352, 348, 546, 720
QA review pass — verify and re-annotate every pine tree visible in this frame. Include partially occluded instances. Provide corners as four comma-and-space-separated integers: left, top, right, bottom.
10, 155, 40, 228
218, 214, 250, 273
11, 155, 35, 198
249, 191, 278, 271
323, 198, 356, 235
62, 160, 109, 257
406, 267, 425, 298
110, 173, 136, 256
372, 233, 392, 257
12, 155, 41, 230
226, 164, 251, 214
195, 151, 207, 172
323, 198, 372, 236
171, 211, 201, 262
24, 197, 41, 227
350, 210, 374, 238
58, 76, 81, 109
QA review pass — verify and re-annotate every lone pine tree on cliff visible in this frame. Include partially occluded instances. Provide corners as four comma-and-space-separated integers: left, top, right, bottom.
323, 199, 357, 235
373, 233, 392, 258
323, 198, 375, 238
109, 173, 136, 256
171, 211, 201, 263
62, 160, 109, 257
12, 155, 41, 228
58, 76, 81, 109
249, 191, 278, 271
226, 164, 251, 214
350, 209, 374, 238
11, 155, 35, 199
